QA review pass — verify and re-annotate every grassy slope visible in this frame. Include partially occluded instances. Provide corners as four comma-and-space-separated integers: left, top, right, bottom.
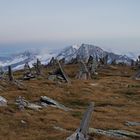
0, 64, 139, 140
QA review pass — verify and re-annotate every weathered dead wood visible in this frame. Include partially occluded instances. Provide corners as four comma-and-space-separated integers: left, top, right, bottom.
56, 60, 70, 83
47, 57, 57, 67
8, 65, 14, 81
24, 62, 31, 74
99, 55, 108, 65
0, 66, 5, 80
87, 56, 98, 76
33, 59, 42, 75
132, 69, 140, 80
76, 60, 91, 80
7, 66, 26, 89
66, 102, 94, 140
48, 59, 70, 83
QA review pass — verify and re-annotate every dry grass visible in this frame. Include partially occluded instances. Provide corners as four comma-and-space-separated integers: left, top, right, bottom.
0, 65, 139, 140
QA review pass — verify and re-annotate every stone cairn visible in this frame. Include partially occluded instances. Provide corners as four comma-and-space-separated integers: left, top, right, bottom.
33, 59, 42, 75
23, 62, 35, 80
15, 96, 28, 111
66, 102, 94, 140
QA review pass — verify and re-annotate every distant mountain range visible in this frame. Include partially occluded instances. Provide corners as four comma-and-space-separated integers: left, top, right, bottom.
57, 44, 133, 64
0, 44, 136, 71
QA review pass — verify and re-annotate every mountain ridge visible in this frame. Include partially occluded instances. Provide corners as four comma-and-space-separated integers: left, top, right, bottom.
0, 44, 135, 70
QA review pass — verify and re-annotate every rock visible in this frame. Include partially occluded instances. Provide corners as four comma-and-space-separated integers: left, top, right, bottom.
89, 128, 140, 139
48, 75, 57, 81
40, 96, 71, 111
52, 126, 140, 139
0, 96, 7, 106
15, 96, 42, 111
89, 83, 98, 86
21, 120, 26, 124
48, 75, 66, 82
15, 96, 28, 110
125, 121, 140, 127
27, 103, 42, 110
57, 75, 65, 80
53, 126, 72, 133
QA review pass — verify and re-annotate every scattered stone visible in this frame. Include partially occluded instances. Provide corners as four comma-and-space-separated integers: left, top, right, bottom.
27, 103, 42, 110
0, 96, 7, 106
40, 96, 70, 111
21, 120, 26, 124
125, 121, 140, 127
89, 83, 98, 87
48, 75, 57, 81
15, 96, 28, 111
53, 126, 72, 133
16, 96, 42, 111
89, 128, 140, 139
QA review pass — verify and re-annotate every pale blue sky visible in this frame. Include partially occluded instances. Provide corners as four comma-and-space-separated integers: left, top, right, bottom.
0, 0, 140, 55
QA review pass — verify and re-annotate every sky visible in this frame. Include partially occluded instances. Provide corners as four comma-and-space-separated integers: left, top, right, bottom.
0, 0, 140, 56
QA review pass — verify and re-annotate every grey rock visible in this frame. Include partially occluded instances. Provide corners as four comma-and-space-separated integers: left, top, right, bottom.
40, 96, 70, 111
48, 75, 57, 81
16, 96, 42, 111
89, 128, 140, 139
27, 103, 42, 110
0, 96, 7, 106
125, 121, 140, 127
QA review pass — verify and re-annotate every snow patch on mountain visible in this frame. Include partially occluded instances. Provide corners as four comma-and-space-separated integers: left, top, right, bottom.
72, 44, 80, 50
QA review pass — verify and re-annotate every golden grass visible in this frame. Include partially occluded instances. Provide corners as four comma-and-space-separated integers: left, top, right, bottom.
0, 65, 139, 140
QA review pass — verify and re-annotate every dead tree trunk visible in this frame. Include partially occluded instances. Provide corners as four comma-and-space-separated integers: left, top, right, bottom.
24, 62, 31, 74
76, 60, 91, 80
132, 70, 140, 80
66, 102, 94, 140
8, 66, 14, 81
87, 57, 98, 76
56, 60, 70, 83
0, 66, 4, 79
99, 55, 108, 65
36, 59, 41, 75
33, 59, 42, 75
